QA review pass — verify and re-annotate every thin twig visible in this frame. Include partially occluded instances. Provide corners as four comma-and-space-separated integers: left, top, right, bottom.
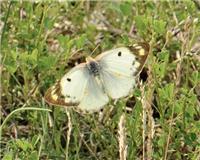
80, 133, 99, 160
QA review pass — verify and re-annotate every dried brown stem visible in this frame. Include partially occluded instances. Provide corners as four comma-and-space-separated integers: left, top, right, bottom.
65, 109, 72, 160
118, 113, 127, 160
141, 48, 154, 160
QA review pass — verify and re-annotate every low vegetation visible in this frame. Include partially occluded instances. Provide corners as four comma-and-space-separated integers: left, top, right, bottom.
1, 1, 200, 160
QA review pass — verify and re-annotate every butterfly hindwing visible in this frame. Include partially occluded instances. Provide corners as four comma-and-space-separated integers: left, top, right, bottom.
78, 76, 109, 112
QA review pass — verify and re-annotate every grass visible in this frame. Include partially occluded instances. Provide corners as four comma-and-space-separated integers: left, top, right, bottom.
1, 1, 200, 160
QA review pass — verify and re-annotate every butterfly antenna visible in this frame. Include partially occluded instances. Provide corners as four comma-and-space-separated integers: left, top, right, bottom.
69, 48, 83, 59
89, 43, 101, 57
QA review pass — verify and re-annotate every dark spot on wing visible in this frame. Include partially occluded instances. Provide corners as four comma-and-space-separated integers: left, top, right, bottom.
67, 78, 71, 82
132, 60, 135, 65
135, 56, 139, 61
44, 82, 80, 107
60, 95, 65, 99
118, 51, 122, 56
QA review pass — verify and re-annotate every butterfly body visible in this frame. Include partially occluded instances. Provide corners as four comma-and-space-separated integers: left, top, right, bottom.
86, 57, 101, 76
45, 42, 149, 112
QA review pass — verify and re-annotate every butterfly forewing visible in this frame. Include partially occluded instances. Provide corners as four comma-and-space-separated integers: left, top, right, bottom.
96, 47, 137, 77
44, 80, 79, 106
44, 64, 89, 107
44, 63, 109, 111
96, 42, 149, 99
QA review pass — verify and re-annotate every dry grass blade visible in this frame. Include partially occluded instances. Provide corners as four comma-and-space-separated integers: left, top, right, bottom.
118, 113, 127, 160
141, 53, 155, 160
65, 109, 72, 160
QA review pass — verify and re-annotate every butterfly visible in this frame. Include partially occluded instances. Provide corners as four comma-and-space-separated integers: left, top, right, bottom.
44, 42, 149, 112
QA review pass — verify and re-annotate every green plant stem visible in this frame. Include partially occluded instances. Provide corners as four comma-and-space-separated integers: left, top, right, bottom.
0, 107, 51, 141
164, 97, 175, 160
1, 2, 12, 45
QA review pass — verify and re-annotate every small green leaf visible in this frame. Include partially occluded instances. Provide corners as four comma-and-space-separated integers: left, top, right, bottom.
153, 51, 169, 79
11, 50, 18, 60
120, 2, 132, 16
165, 83, 174, 100
75, 34, 87, 49
158, 133, 167, 147
44, 17, 54, 29
158, 83, 174, 102
133, 88, 141, 97
2, 152, 13, 160
4, 51, 18, 74
190, 71, 199, 85
16, 139, 32, 151
153, 20, 166, 35
19, 50, 37, 66
5, 63, 18, 74
186, 103, 196, 118
58, 35, 70, 50
157, 62, 166, 79
31, 135, 40, 147
120, 34, 130, 45
134, 15, 149, 36
27, 151, 38, 160
31, 49, 38, 62
190, 132, 197, 141
174, 101, 183, 114
38, 55, 57, 71
157, 50, 169, 62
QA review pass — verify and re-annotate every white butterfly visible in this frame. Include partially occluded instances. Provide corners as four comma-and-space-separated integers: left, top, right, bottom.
44, 43, 149, 112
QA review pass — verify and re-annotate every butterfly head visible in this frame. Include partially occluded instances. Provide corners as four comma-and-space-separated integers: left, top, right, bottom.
86, 56, 95, 63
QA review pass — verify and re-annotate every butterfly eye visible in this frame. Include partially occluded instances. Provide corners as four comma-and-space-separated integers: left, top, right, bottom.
67, 78, 71, 82
118, 51, 122, 56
